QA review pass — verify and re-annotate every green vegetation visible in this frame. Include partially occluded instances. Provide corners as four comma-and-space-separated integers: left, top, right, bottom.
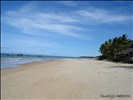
7, 54, 14, 57
16, 54, 23, 56
99, 34, 133, 63
79, 56, 95, 58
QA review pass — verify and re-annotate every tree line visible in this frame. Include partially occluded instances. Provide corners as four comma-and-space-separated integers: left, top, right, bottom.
99, 34, 133, 63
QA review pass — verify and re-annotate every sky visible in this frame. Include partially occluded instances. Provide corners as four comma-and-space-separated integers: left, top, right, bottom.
1, 1, 133, 57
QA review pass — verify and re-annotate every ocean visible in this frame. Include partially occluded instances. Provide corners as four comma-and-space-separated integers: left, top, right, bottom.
1, 53, 75, 69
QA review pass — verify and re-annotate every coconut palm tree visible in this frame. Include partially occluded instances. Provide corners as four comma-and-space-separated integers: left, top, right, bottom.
99, 34, 133, 62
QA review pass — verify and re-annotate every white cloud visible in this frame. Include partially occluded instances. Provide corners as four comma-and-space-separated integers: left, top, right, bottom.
1, 32, 62, 55
17, 39, 60, 48
4, 33, 61, 48
77, 8, 132, 24
36, 12, 78, 22
2, 2, 132, 40
2, 9, 90, 39
19, 2, 37, 13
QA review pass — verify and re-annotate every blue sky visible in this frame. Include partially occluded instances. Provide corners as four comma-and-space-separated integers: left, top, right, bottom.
1, 1, 133, 57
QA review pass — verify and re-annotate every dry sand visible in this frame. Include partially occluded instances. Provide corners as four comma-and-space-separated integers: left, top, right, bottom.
1, 59, 133, 100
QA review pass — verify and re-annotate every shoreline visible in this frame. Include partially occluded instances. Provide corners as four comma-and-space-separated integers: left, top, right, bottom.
1, 59, 133, 99
1, 57, 64, 69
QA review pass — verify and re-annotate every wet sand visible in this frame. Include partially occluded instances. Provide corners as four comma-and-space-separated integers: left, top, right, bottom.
1, 59, 133, 99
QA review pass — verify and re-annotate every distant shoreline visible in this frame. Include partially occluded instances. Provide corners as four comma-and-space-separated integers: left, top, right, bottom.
1, 53, 76, 58
1, 54, 96, 69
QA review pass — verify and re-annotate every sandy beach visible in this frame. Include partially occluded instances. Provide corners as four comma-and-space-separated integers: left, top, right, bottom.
1, 59, 133, 100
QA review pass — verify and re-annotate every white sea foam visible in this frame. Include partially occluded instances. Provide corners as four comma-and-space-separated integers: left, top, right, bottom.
1, 57, 57, 69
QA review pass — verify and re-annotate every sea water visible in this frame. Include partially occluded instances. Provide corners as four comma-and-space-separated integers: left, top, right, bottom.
1, 53, 76, 69
1, 54, 73, 69
1, 57, 59, 69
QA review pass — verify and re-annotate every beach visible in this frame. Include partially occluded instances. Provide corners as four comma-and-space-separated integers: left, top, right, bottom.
1, 59, 133, 99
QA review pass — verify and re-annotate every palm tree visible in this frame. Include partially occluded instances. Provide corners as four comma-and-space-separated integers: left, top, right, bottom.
99, 34, 133, 61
